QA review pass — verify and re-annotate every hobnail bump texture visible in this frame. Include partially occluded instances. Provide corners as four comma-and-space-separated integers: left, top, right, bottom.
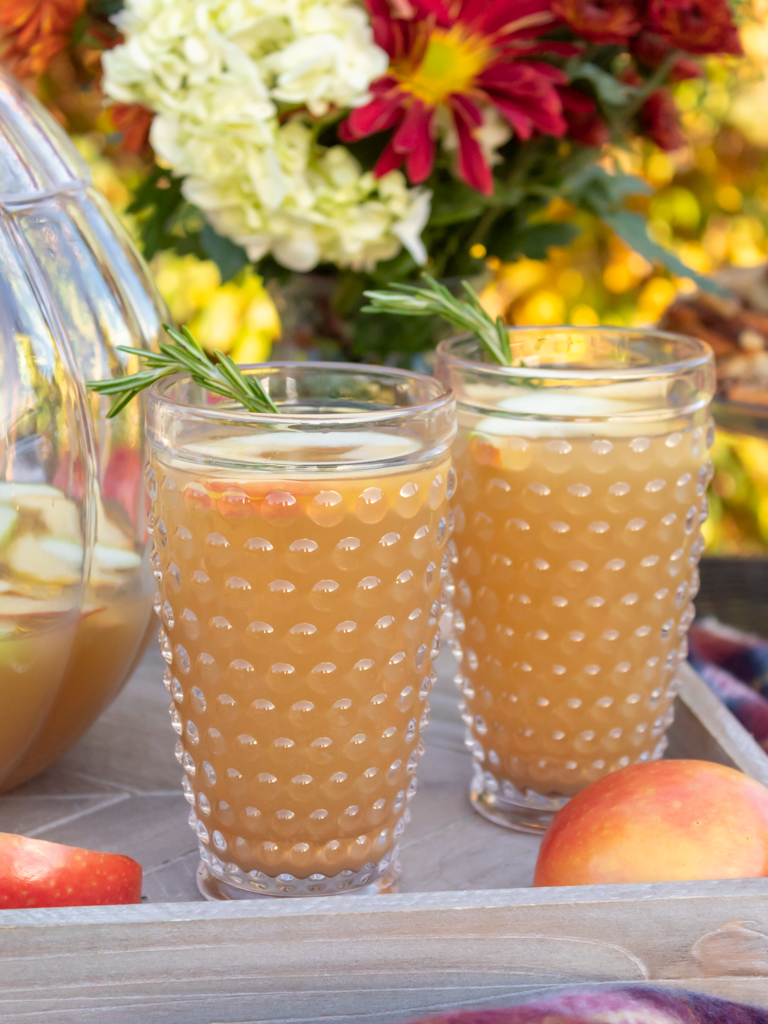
449, 423, 713, 831
150, 457, 452, 897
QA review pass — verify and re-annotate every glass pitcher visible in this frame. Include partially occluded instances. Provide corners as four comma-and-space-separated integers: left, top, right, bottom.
0, 68, 165, 789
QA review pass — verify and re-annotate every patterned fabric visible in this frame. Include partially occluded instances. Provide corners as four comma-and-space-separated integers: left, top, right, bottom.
688, 617, 768, 750
407, 986, 768, 1024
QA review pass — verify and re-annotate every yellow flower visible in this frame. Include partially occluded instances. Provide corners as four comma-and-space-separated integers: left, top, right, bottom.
153, 254, 220, 326
732, 436, 768, 489
151, 252, 280, 362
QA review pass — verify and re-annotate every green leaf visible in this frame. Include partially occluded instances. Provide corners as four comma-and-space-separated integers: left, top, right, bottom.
127, 167, 185, 259
571, 63, 635, 107
489, 183, 526, 207
601, 210, 728, 296
489, 219, 581, 261
104, 389, 141, 419
428, 178, 528, 229
200, 224, 248, 282
369, 247, 418, 285
89, 0, 125, 15
353, 309, 438, 361
564, 165, 652, 215
429, 182, 485, 227
70, 15, 90, 46
560, 166, 724, 292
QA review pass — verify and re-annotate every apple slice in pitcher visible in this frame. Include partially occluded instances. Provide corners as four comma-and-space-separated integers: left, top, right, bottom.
0, 483, 80, 539
7, 535, 83, 586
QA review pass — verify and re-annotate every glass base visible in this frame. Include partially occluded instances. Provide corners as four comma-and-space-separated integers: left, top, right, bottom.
470, 769, 569, 834
196, 846, 401, 900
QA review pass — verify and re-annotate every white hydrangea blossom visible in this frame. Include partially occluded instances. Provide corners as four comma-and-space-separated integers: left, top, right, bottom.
103, 0, 429, 272
179, 122, 430, 272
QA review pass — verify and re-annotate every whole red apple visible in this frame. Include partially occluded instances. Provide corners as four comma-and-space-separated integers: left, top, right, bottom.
534, 760, 768, 887
0, 833, 142, 909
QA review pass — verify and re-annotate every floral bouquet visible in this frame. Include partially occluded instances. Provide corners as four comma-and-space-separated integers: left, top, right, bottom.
1, 0, 744, 359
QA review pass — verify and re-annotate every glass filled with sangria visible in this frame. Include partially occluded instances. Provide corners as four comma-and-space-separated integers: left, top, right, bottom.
436, 327, 715, 833
146, 364, 455, 898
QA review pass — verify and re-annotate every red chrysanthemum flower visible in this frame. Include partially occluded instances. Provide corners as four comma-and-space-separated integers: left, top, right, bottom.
640, 88, 685, 150
631, 31, 702, 81
647, 0, 742, 56
0, 0, 85, 78
559, 87, 609, 147
552, 0, 641, 45
110, 103, 154, 155
340, 0, 571, 196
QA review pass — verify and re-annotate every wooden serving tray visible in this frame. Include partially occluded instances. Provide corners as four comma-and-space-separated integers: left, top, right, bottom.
2, 647, 768, 1024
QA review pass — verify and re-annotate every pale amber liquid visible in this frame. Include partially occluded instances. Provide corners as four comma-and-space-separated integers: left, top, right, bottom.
452, 422, 710, 798
0, 618, 79, 781
0, 494, 152, 790
151, 450, 451, 887
2, 596, 152, 788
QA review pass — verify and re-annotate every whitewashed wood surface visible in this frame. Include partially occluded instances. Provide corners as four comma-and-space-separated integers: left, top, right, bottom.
3, 647, 768, 1023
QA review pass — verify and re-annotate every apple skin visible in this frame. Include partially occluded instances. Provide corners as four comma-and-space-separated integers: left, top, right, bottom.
0, 833, 142, 909
533, 760, 768, 887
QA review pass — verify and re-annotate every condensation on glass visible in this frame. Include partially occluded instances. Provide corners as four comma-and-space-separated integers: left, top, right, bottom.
0, 68, 165, 789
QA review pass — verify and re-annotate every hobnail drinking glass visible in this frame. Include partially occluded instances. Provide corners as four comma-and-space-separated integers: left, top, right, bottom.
436, 328, 715, 832
146, 363, 455, 898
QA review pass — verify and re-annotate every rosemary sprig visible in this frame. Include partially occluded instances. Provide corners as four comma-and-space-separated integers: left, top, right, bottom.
86, 323, 279, 418
363, 274, 513, 366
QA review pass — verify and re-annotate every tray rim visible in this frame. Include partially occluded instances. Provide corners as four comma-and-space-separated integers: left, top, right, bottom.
1, 874, 768, 931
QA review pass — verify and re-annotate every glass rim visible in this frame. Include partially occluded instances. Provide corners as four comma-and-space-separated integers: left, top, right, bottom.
148, 361, 454, 428
437, 326, 714, 382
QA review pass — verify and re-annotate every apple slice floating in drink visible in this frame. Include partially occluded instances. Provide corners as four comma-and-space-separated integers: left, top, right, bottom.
186, 430, 421, 466
182, 432, 423, 523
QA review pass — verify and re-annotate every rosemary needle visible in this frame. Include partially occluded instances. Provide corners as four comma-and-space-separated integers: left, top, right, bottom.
363, 274, 513, 367
87, 323, 279, 418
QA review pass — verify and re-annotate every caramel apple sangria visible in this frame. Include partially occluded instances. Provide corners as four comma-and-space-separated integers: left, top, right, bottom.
436, 329, 715, 832
147, 365, 455, 898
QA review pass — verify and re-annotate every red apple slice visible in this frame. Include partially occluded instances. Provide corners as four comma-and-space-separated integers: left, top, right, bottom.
468, 434, 502, 468
0, 833, 142, 908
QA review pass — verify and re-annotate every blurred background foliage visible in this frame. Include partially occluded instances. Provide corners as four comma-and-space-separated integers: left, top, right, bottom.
46, 3, 768, 557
